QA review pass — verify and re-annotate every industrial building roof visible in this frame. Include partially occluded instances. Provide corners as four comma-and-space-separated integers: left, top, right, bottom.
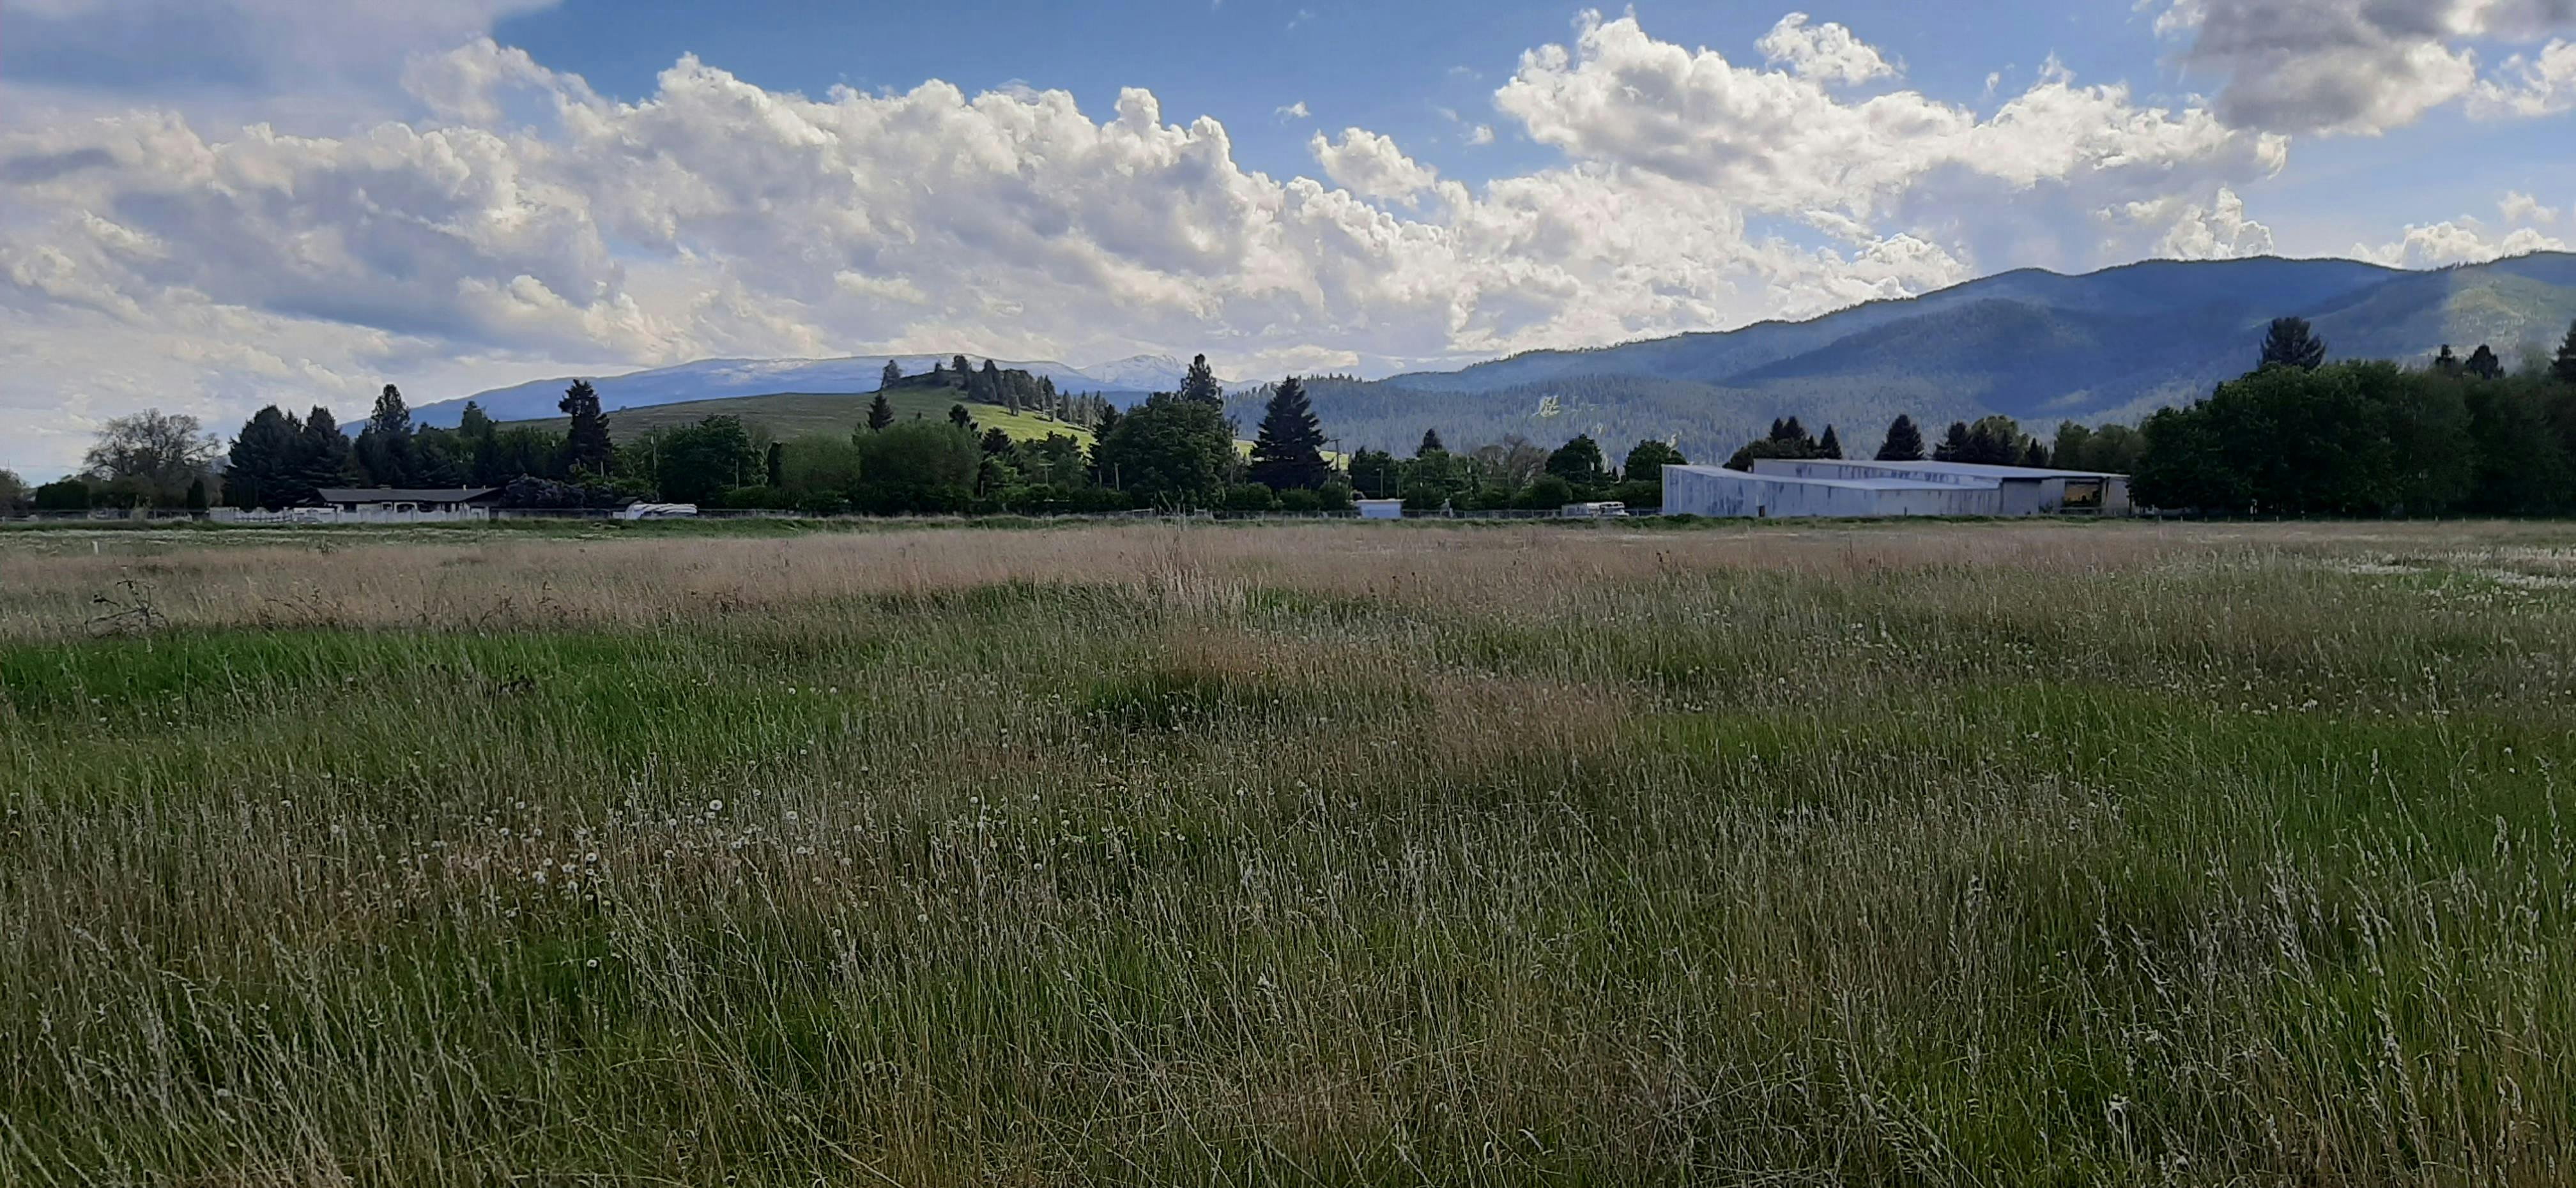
315, 487, 502, 504
1798, 460, 2130, 480
1667, 466, 1962, 491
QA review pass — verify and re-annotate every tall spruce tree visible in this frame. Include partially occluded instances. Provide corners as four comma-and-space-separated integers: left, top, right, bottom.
866, 393, 896, 431
1818, 425, 1843, 460
2554, 321, 2576, 386
2466, 344, 2505, 380
1933, 421, 1974, 462
948, 404, 974, 430
355, 385, 420, 487
1179, 354, 1223, 406
1247, 376, 1331, 491
560, 380, 615, 475
2435, 345, 2462, 374
2260, 317, 2327, 371
293, 406, 355, 502
1418, 428, 1446, 455
224, 406, 304, 509
882, 360, 904, 388
1877, 415, 1926, 461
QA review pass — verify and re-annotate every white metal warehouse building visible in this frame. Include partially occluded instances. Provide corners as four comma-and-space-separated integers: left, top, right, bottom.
1662, 460, 2132, 519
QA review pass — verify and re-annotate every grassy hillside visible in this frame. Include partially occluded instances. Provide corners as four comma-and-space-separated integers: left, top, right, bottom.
503, 388, 1094, 446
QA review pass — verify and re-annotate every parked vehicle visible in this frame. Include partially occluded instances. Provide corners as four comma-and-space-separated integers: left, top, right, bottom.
1558, 502, 1629, 519
621, 503, 700, 521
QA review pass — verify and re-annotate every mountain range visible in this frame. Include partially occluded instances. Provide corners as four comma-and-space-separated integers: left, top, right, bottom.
434, 253, 2576, 461
415, 353, 1221, 428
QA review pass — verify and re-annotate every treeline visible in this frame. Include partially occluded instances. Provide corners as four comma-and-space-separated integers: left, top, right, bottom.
1712, 412, 2142, 475
2133, 319, 2576, 515
1344, 430, 1682, 511
884, 356, 1114, 427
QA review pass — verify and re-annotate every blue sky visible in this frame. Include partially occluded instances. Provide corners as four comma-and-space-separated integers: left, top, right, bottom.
5, 0, 2576, 476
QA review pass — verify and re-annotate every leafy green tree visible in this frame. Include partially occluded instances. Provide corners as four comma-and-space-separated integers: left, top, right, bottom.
1179, 354, 1223, 406
852, 421, 981, 513
1818, 425, 1843, 460
457, 400, 494, 441
1621, 439, 1686, 478
2554, 321, 2576, 386
641, 416, 758, 505
882, 360, 904, 388
224, 406, 304, 509
1417, 428, 1445, 455
866, 393, 896, 431
1347, 448, 1402, 498
1965, 415, 2025, 465
2260, 317, 2326, 371
560, 380, 615, 475
1248, 377, 1331, 490
0, 469, 26, 514
84, 409, 219, 505
2085, 424, 2144, 474
1515, 475, 1577, 510
1544, 434, 1609, 487
1092, 392, 1239, 506
1878, 415, 1926, 461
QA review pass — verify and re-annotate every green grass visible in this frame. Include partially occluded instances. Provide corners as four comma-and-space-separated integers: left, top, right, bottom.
502, 388, 1098, 446
3, 522, 2575, 1184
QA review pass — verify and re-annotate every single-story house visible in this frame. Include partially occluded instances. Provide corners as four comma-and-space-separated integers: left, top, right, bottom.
312, 487, 504, 522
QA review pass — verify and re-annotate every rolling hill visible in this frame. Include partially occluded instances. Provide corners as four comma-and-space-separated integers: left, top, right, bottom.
1301, 252, 2576, 461
453, 252, 2576, 464
421, 353, 1227, 429
498, 389, 1094, 446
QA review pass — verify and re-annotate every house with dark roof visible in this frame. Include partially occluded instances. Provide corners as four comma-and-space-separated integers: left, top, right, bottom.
312, 487, 503, 522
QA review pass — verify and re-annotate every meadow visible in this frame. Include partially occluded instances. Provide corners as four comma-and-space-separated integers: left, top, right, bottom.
3, 519, 2574, 1185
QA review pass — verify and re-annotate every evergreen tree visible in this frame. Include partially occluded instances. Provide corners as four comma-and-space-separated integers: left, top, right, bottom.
765, 441, 786, 487
949, 404, 974, 430
291, 406, 355, 502
980, 358, 1004, 406
1818, 425, 1843, 460
1179, 354, 1223, 406
867, 393, 896, 431
882, 360, 904, 388
2466, 344, 2505, 381
1418, 428, 1446, 455
1777, 416, 1809, 444
224, 405, 304, 509
930, 361, 946, 381
2435, 344, 2462, 375
1878, 415, 1926, 461
355, 385, 420, 487
951, 355, 972, 380
1247, 376, 1331, 491
184, 476, 209, 511
2554, 321, 2576, 386
979, 427, 1014, 455
2020, 439, 2051, 468
1768, 418, 1790, 441
1933, 421, 1974, 462
2260, 317, 2327, 371
560, 380, 615, 475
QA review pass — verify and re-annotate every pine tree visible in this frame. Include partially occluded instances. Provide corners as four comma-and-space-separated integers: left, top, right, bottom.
292, 406, 355, 503
224, 405, 304, 509
980, 427, 1013, 455
1247, 376, 1331, 491
2260, 317, 2327, 371
765, 441, 785, 487
882, 360, 904, 388
355, 384, 420, 487
458, 400, 494, 441
2555, 321, 2576, 386
1818, 425, 1843, 460
1778, 416, 1809, 445
2021, 439, 2051, 468
560, 380, 615, 475
2435, 345, 2462, 375
1877, 415, 1926, 461
949, 404, 974, 430
867, 393, 896, 431
1933, 421, 1974, 462
1418, 429, 1446, 455
184, 477, 209, 511
1179, 354, 1223, 406
2466, 344, 2504, 380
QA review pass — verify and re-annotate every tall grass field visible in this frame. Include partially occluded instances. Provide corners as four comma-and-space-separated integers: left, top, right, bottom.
4, 520, 2573, 1185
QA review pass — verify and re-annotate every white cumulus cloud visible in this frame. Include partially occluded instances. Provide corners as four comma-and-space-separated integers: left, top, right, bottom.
2153, 0, 2576, 133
